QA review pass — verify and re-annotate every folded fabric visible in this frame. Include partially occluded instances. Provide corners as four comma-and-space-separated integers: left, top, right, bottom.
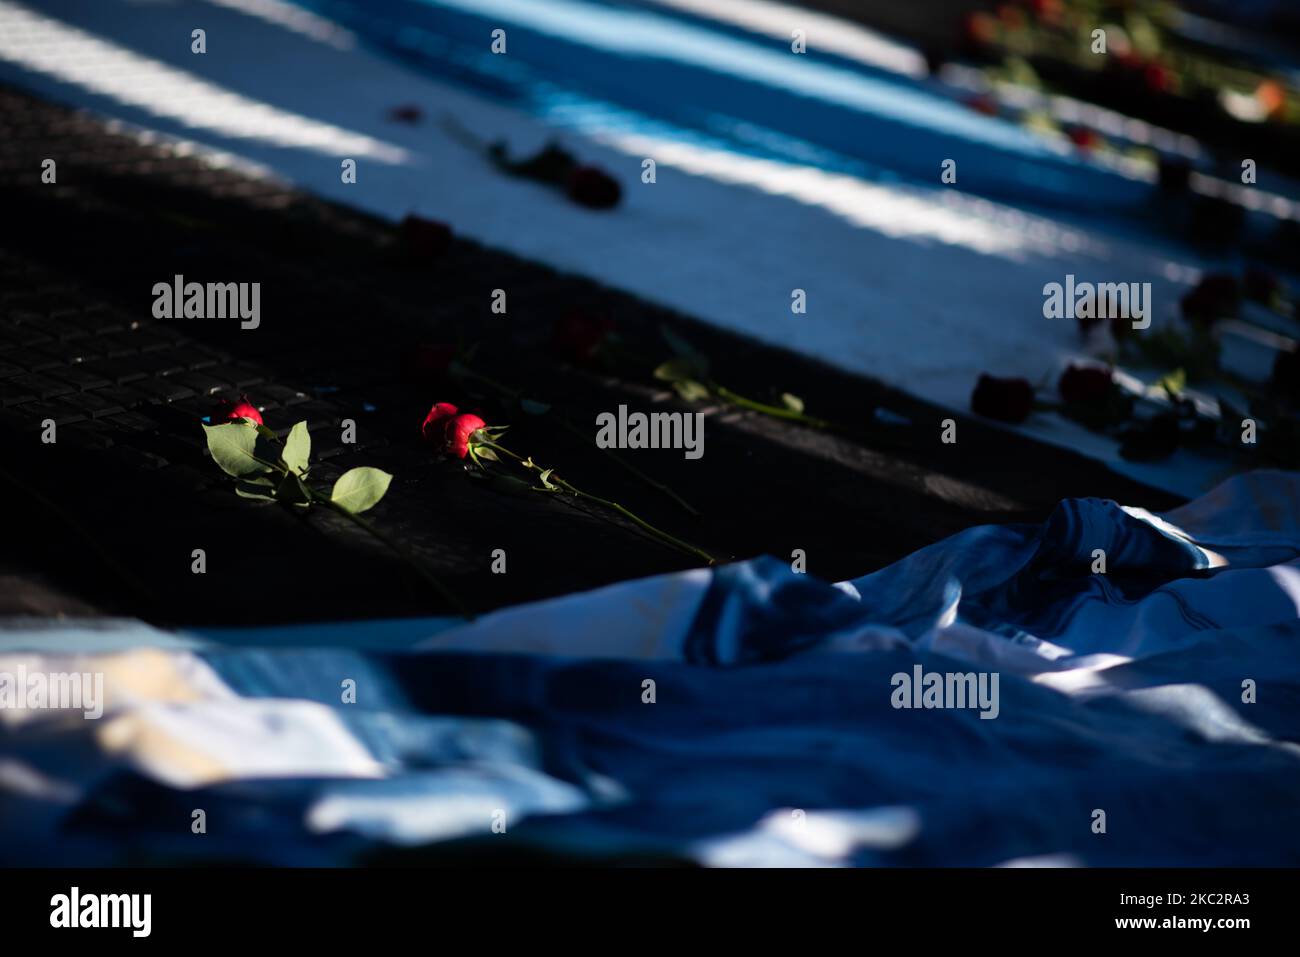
2, 470, 1299, 866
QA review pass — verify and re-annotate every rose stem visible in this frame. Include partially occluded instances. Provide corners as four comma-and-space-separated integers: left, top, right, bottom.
454, 365, 703, 518
479, 440, 717, 566
709, 384, 832, 428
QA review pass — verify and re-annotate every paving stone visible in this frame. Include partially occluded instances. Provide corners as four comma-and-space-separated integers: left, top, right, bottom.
9, 372, 74, 400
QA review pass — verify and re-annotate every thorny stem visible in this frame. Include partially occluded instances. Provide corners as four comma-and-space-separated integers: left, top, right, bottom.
478, 439, 718, 565
711, 384, 832, 429
454, 365, 703, 518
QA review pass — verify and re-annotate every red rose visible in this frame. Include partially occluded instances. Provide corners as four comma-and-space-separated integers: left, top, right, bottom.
214, 394, 263, 426
1180, 273, 1239, 323
566, 166, 621, 210
1143, 62, 1171, 94
551, 310, 613, 363
443, 413, 487, 459
961, 12, 996, 50
970, 374, 1035, 423
996, 4, 1025, 31
1058, 364, 1114, 404
401, 214, 453, 262
1066, 126, 1101, 151
421, 402, 460, 445
1028, 0, 1063, 25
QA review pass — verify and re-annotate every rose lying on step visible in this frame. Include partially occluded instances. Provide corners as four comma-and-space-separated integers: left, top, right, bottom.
969, 373, 1035, 423
201, 402, 465, 613
421, 401, 716, 564
421, 402, 489, 459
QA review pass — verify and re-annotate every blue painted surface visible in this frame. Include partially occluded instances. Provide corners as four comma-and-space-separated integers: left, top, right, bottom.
298, 0, 1152, 210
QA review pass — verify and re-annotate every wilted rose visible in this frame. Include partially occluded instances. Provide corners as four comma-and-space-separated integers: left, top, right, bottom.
1058, 364, 1114, 404
566, 166, 621, 210
971, 373, 1035, 423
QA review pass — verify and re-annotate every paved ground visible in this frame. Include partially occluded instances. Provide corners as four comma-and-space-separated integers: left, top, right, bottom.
0, 84, 1182, 627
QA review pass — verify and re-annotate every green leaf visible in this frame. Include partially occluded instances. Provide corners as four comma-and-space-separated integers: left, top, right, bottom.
234, 485, 276, 502
673, 379, 710, 402
1156, 368, 1186, 399
655, 356, 708, 384
473, 445, 500, 463
330, 467, 393, 514
538, 468, 560, 491
203, 422, 273, 479
780, 392, 805, 414
281, 421, 311, 476
274, 471, 312, 508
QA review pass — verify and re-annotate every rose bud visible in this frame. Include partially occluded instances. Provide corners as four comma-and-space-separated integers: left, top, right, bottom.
1028, 0, 1064, 26
401, 214, 453, 262
1144, 62, 1172, 94
970, 374, 1035, 423
420, 402, 460, 445
1257, 79, 1286, 120
443, 412, 487, 459
551, 310, 614, 364
213, 394, 263, 426
1058, 364, 1114, 404
404, 343, 457, 381
1180, 273, 1239, 323
1271, 348, 1300, 404
1066, 126, 1101, 151
960, 12, 996, 52
566, 166, 621, 210
996, 4, 1025, 31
